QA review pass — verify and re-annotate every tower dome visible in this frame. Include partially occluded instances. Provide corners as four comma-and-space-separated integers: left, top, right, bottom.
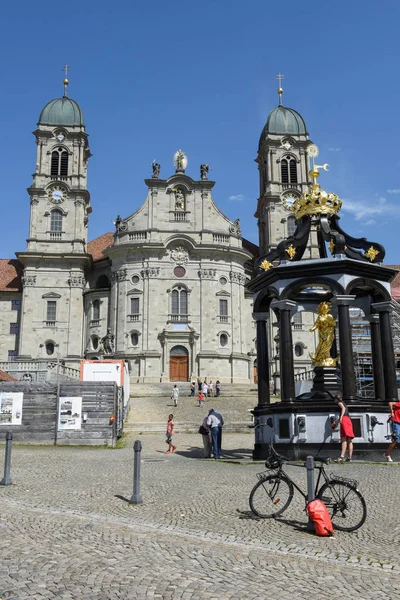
38, 97, 84, 126
259, 105, 307, 150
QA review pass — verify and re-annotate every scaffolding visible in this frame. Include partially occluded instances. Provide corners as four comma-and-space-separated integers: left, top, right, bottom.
352, 303, 400, 398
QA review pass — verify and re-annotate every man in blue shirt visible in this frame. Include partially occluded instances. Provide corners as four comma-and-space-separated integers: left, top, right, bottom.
212, 409, 224, 457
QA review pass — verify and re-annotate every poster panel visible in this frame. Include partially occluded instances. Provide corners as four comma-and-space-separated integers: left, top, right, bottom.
58, 397, 82, 430
0, 392, 23, 425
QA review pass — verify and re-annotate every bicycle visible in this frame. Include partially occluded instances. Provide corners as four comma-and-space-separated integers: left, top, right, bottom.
249, 444, 367, 532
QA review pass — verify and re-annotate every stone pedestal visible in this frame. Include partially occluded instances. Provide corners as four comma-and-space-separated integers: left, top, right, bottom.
311, 366, 341, 396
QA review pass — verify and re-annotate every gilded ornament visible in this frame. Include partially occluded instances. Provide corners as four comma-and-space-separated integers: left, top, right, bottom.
364, 246, 379, 262
286, 245, 296, 260
329, 238, 335, 254
309, 302, 339, 367
260, 260, 273, 271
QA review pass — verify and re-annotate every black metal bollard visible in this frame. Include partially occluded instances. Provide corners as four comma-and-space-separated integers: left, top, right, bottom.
0, 430, 13, 486
306, 455, 315, 531
130, 439, 142, 504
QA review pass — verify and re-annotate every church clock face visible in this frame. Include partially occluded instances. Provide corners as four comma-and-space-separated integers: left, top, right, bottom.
48, 185, 67, 204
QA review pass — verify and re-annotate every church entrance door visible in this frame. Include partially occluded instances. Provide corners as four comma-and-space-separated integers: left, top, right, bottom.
170, 345, 189, 381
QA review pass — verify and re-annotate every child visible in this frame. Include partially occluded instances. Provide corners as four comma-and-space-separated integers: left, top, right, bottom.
165, 414, 176, 454
198, 391, 204, 407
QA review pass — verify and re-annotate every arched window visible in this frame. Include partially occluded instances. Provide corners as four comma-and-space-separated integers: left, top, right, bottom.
171, 288, 188, 318
50, 147, 68, 178
220, 333, 228, 347
287, 215, 297, 236
281, 156, 297, 184
131, 332, 139, 346
93, 300, 100, 321
45, 341, 55, 355
92, 336, 99, 350
295, 344, 304, 357
50, 210, 63, 232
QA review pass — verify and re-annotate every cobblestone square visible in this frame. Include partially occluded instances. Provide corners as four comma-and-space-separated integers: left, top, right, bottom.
1, 432, 400, 599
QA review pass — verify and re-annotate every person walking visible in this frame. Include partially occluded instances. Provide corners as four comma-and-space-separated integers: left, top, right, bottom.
198, 391, 204, 407
209, 381, 214, 397
207, 408, 221, 459
190, 382, 195, 397
202, 381, 208, 399
197, 378, 202, 393
213, 409, 224, 457
333, 395, 355, 462
171, 384, 179, 407
199, 416, 212, 458
384, 400, 400, 462
215, 380, 221, 397
165, 414, 176, 454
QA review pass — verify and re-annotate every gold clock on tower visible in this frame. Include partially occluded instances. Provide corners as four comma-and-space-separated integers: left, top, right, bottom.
48, 185, 67, 204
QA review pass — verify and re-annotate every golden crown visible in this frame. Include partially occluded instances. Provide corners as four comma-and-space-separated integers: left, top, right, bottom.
292, 174, 342, 220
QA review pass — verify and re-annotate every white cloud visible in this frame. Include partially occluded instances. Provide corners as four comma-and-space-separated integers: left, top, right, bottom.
387, 189, 400, 194
229, 194, 245, 201
341, 196, 400, 223
328, 147, 341, 152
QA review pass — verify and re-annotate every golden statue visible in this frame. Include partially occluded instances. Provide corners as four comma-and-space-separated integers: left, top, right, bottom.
309, 301, 339, 367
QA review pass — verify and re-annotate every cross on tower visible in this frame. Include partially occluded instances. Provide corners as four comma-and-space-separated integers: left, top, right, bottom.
62, 64, 70, 79
276, 72, 284, 105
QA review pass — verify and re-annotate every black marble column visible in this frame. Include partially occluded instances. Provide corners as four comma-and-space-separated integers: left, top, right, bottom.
254, 313, 270, 406
272, 300, 296, 403
365, 314, 385, 402
335, 296, 357, 401
372, 302, 398, 402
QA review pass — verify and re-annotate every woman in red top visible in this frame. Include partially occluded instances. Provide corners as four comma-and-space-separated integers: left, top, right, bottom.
165, 414, 176, 454
384, 401, 400, 462
334, 395, 355, 462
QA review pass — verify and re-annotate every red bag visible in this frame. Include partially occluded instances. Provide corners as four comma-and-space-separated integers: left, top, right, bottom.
306, 499, 334, 537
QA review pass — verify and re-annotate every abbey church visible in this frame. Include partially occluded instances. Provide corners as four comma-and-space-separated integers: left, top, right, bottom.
0, 80, 349, 383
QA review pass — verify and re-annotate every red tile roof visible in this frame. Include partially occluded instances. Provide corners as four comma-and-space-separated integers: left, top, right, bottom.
0, 259, 23, 292
0, 369, 17, 382
87, 232, 114, 262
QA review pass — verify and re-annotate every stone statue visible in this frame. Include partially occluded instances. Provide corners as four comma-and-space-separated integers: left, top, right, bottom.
174, 189, 185, 210
200, 164, 209, 180
152, 161, 160, 179
101, 328, 115, 355
309, 302, 339, 367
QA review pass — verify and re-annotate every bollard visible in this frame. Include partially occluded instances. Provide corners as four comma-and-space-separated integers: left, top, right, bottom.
130, 439, 143, 504
0, 430, 13, 486
306, 455, 315, 531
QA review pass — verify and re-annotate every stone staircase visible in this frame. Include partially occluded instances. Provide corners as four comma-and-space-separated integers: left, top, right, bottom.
124, 381, 258, 434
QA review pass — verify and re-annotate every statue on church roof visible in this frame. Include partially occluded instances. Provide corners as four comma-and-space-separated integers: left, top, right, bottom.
174, 150, 187, 173
152, 161, 160, 179
200, 164, 209, 180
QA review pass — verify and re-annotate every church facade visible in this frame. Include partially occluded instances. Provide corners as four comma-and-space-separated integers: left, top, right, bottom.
0, 84, 259, 383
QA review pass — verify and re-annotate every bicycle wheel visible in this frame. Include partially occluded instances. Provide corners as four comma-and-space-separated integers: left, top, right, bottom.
318, 480, 367, 532
249, 475, 294, 518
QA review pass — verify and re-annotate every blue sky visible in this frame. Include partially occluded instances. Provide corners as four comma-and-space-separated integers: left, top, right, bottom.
1, 0, 400, 262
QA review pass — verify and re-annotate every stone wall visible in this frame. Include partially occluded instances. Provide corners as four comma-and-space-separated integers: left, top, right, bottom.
0, 381, 118, 446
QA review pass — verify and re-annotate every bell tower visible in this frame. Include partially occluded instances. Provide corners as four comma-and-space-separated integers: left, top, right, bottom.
17, 70, 91, 362
255, 75, 317, 258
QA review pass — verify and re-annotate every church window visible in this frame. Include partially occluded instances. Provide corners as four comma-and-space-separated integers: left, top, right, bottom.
292, 312, 302, 330
50, 210, 63, 232
173, 266, 186, 278
10, 322, 18, 335
287, 215, 297, 236
281, 156, 297, 184
131, 332, 139, 346
92, 336, 99, 350
11, 300, 20, 311
92, 300, 100, 321
46, 301, 57, 322
50, 148, 68, 178
220, 333, 228, 347
295, 344, 304, 357
131, 275, 140, 284
8, 350, 17, 361
172, 288, 188, 316
219, 276, 228, 286
131, 297, 140, 315
219, 299, 228, 323
45, 342, 55, 356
